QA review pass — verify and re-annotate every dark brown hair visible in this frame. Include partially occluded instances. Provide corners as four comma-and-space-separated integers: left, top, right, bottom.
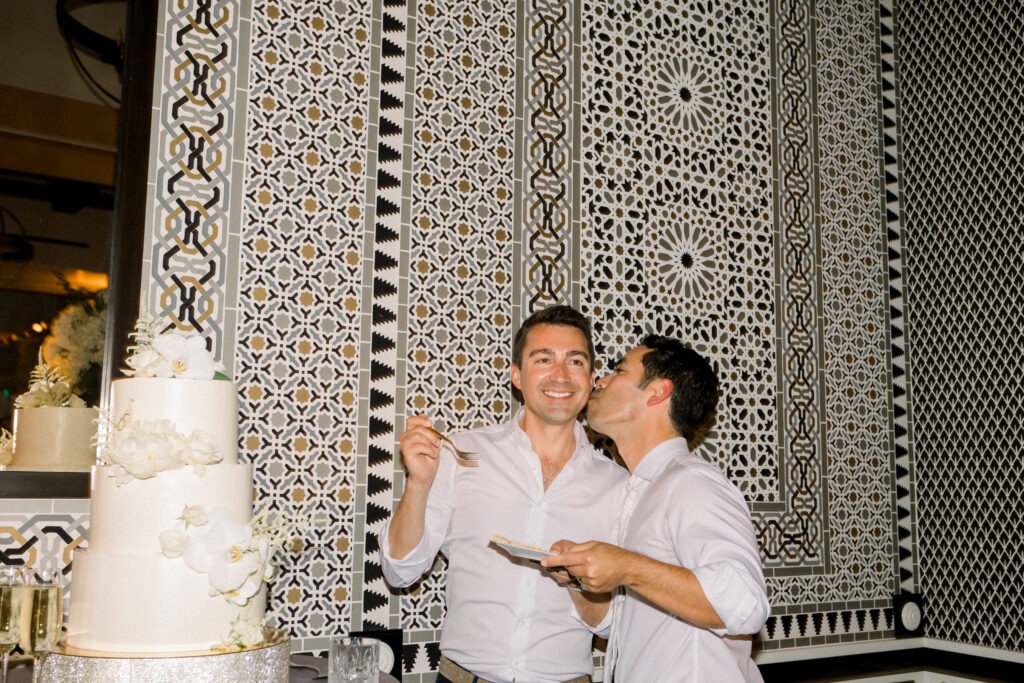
637, 334, 718, 440
512, 305, 595, 370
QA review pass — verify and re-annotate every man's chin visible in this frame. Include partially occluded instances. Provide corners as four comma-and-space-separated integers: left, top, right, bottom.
532, 404, 586, 425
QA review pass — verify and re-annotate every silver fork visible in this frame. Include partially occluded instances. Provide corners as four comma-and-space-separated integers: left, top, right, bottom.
426, 426, 478, 467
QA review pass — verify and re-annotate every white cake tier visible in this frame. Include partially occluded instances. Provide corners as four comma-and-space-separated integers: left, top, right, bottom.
87, 464, 254, 555
66, 550, 267, 653
110, 377, 238, 465
12, 406, 98, 470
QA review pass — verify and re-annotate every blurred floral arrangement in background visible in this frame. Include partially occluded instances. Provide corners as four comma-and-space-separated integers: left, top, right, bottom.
15, 353, 87, 408
40, 288, 107, 406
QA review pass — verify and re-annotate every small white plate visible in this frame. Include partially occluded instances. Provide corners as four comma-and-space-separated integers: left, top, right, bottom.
490, 535, 554, 562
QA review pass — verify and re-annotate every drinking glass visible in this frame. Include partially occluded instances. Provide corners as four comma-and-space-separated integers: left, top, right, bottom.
21, 568, 62, 683
329, 636, 379, 683
0, 567, 23, 683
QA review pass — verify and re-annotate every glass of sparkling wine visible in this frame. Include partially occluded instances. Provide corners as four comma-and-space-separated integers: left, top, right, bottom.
0, 567, 23, 683
20, 568, 62, 683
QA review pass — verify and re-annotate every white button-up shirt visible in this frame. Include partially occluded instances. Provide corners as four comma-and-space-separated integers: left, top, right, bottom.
612, 438, 769, 682
379, 411, 628, 683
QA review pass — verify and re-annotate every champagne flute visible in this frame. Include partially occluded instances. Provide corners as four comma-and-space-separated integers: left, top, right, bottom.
0, 567, 23, 683
20, 568, 62, 683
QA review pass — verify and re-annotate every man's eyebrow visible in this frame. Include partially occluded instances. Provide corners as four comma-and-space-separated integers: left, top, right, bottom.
609, 357, 624, 370
527, 348, 591, 361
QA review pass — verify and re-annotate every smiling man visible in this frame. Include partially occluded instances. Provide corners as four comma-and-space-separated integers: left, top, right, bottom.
542, 335, 769, 682
379, 305, 627, 683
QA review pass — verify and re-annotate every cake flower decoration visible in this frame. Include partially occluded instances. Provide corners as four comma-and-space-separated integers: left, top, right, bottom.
123, 313, 227, 380
97, 415, 221, 484
182, 504, 209, 527
223, 611, 270, 649
159, 527, 188, 558
162, 505, 309, 609
219, 609, 275, 651
181, 508, 267, 606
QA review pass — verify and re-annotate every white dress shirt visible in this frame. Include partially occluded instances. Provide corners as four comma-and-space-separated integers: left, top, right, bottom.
604, 474, 648, 677
611, 438, 769, 683
379, 410, 628, 683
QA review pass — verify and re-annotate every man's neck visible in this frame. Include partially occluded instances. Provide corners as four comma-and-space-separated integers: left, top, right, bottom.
615, 423, 680, 473
518, 412, 579, 464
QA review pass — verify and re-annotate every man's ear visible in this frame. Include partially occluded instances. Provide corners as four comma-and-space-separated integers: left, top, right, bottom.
510, 364, 522, 391
646, 378, 673, 407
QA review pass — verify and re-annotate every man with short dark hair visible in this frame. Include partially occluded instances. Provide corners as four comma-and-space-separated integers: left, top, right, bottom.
380, 305, 627, 683
543, 335, 769, 682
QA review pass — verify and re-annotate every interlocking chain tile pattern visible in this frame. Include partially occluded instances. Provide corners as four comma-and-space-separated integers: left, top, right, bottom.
150, 0, 240, 357
521, 0, 579, 313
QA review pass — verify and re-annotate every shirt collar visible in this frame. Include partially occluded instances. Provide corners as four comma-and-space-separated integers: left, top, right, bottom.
502, 407, 593, 456
631, 436, 690, 482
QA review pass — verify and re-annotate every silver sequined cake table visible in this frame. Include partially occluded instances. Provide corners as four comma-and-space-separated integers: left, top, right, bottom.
41, 628, 290, 682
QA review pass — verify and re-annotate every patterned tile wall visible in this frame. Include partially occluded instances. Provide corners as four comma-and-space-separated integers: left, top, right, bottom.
895, 0, 1024, 652
98, 0, 1018, 675
144, 0, 248, 370
239, 0, 371, 653
0, 499, 89, 617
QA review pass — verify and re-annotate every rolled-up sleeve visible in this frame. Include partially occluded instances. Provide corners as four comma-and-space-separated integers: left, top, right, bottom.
670, 468, 769, 636
378, 452, 456, 588
691, 561, 770, 635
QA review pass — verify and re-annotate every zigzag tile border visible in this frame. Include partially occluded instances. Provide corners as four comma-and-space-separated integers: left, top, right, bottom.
879, 0, 917, 594
355, 0, 411, 632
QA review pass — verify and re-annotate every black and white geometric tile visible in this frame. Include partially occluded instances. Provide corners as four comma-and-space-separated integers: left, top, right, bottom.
896, 0, 1024, 651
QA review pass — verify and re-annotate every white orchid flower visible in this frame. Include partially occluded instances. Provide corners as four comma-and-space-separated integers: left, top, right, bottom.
125, 348, 172, 377
225, 570, 263, 606
180, 508, 259, 597
152, 333, 217, 379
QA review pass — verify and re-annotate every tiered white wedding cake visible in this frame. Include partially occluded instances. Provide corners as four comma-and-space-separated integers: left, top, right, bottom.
65, 326, 283, 655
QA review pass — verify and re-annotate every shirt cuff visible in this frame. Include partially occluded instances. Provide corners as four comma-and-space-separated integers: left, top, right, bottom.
691, 562, 769, 636
378, 519, 436, 587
